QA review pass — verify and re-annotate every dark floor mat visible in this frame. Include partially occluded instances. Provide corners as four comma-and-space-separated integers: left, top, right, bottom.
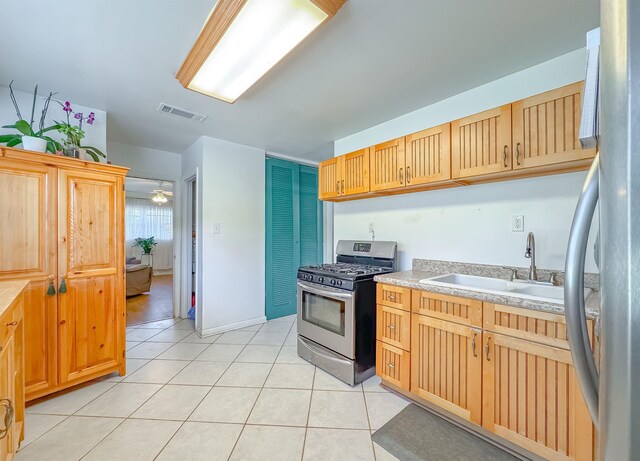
372, 404, 522, 461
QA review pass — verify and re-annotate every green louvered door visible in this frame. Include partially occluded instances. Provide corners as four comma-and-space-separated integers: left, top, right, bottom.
266, 159, 323, 320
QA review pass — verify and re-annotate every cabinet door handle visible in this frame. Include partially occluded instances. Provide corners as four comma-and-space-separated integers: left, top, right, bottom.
336, 181, 340, 193
0, 398, 14, 440
387, 363, 395, 369
59, 277, 67, 294
502, 146, 509, 168
485, 336, 491, 361
399, 168, 404, 184
5, 321, 17, 327
472, 333, 477, 357
387, 295, 396, 301
515, 143, 521, 165
388, 324, 396, 330
406, 166, 411, 183
341, 180, 345, 195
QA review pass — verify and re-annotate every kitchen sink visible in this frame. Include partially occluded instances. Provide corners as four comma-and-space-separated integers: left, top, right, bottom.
419, 273, 592, 303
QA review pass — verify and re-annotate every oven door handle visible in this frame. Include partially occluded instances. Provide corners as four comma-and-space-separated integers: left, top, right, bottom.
297, 281, 353, 299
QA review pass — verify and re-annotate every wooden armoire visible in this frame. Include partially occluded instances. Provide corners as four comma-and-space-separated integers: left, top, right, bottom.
0, 147, 128, 401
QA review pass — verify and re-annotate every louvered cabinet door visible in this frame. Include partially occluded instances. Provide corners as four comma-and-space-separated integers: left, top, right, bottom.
318, 157, 342, 200
57, 169, 125, 384
342, 148, 370, 195
0, 159, 58, 400
451, 105, 512, 179
482, 332, 594, 461
369, 138, 406, 191
405, 123, 451, 185
512, 81, 596, 170
411, 314, 482, 424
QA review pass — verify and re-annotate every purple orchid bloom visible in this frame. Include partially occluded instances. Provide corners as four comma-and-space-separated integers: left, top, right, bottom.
63, 101, 72, 113
74, 112, 83, 120
87, 112, 95, 125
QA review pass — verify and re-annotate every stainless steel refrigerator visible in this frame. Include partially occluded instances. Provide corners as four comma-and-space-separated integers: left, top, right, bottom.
565, 1, 640, 459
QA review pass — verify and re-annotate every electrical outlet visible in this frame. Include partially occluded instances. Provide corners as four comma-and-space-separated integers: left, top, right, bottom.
512, 215, 524, 232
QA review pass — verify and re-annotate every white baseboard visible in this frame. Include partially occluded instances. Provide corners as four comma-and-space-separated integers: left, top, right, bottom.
196, 316, 267, 338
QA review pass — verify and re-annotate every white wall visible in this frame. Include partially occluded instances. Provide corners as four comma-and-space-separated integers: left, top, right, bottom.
181, 136, 266, 335
333, 48, 599, 273
200, 137, 266, 333
0, 86, 107, 155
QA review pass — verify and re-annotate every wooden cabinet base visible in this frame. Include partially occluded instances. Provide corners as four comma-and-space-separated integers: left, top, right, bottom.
26, 364, 125, 402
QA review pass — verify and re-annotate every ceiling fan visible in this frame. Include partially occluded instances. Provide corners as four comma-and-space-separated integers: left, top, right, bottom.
151, 181, 173, 205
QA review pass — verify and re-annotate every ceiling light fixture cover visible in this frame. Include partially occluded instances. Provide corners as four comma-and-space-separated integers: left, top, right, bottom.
152, 191, 168, 204
176, 0, 345, 103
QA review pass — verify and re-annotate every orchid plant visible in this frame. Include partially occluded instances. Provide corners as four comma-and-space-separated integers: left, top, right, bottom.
0, 81, 62, 153
56, 101, 106, 161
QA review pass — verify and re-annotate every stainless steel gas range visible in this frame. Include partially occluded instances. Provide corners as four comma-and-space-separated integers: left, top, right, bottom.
296, 240, 397, 385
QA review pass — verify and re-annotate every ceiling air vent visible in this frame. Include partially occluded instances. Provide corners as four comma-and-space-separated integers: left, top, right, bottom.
157, 103, 207, 122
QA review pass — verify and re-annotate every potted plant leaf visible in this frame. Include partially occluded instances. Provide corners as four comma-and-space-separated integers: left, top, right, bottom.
133, 237, 157, 255
56, 101, 106, 162
0, 81, 62, 153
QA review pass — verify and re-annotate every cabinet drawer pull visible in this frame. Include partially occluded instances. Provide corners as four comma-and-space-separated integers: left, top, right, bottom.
502, 146, 509, 168
387, 324, 396, 330
485, 336, 491, 361
472, 333, 477, 357
515, 142, 521, 165
387, 295, 396, 301
0, 398, 14, 440
5, 321, 17, 327
387, 363, 395, 369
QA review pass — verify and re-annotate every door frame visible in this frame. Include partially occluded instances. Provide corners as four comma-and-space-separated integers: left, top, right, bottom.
181, 171, 200, 325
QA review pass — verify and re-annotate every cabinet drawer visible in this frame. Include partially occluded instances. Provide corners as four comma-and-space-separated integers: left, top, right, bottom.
483, 303, 595, 350
377, 284, 411, 311
376, 341, 410, 390
412, 290, 482, 327
377, 305, 411, 351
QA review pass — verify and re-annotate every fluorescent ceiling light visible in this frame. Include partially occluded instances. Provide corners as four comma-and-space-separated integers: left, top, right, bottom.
177, 0, 345, 103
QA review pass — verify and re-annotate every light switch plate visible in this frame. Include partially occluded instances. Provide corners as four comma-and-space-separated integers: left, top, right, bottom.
211, 223, 221, 234
512, 215, 524, 232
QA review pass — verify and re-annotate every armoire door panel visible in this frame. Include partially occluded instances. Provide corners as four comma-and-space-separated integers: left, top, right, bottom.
451, 105, 512, 179
57, 169, 124, 384
23, 279, 58, 397
58, 274, 119, 382
0, 161, 56, 279
60, 173, 117, 272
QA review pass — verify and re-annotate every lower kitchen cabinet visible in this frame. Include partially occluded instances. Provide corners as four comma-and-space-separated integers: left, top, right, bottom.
482, 332, 594, 461
376, 286, 596, 461
376, 341, 410, 390
410, 314, 482, 424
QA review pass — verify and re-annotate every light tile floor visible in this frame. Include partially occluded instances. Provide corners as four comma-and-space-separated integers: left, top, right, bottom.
16, 315, 408, 461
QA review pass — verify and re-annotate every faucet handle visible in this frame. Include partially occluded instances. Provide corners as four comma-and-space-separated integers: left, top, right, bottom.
501, 266, 518, 281
548, 272, 559, 286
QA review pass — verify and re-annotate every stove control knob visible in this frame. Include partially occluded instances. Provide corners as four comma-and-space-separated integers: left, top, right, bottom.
318, 277, 324, 284
330, 279, 336, 286
337, 280, 343, 287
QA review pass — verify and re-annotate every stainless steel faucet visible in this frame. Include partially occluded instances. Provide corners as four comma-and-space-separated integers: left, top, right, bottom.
524, 232, 538, 280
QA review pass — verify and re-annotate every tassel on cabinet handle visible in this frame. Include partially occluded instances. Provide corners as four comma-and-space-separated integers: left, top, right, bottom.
47, 276, 56, 296
59, 277, 67, 294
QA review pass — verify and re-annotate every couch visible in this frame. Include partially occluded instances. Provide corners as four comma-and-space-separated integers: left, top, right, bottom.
126, 257, 152, 296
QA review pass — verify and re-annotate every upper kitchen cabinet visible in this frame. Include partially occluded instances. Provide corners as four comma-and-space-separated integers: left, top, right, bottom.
369, 138, 406, 192
318, 157, 341, 200
405, 123, 452, 186
318, 148, 370, 200
512, 81, 596, 170
451, 105, 512, 179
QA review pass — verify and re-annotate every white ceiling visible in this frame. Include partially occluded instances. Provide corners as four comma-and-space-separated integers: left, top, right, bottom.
0, 0, 599, 161
126, 177, 173, 195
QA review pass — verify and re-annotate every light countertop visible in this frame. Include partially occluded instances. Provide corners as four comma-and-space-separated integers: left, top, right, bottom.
0, 280, 28, 318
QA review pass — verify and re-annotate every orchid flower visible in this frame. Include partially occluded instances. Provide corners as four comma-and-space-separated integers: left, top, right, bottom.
63, 101, 72, 113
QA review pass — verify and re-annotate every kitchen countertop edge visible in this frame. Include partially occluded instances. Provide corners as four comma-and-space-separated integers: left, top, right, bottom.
374, 270, 600, 320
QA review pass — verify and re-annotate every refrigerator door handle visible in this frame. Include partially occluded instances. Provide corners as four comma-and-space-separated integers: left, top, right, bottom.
565, 153, 600, 426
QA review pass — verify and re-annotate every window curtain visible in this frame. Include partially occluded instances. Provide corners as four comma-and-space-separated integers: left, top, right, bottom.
125, 197, 173, 273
